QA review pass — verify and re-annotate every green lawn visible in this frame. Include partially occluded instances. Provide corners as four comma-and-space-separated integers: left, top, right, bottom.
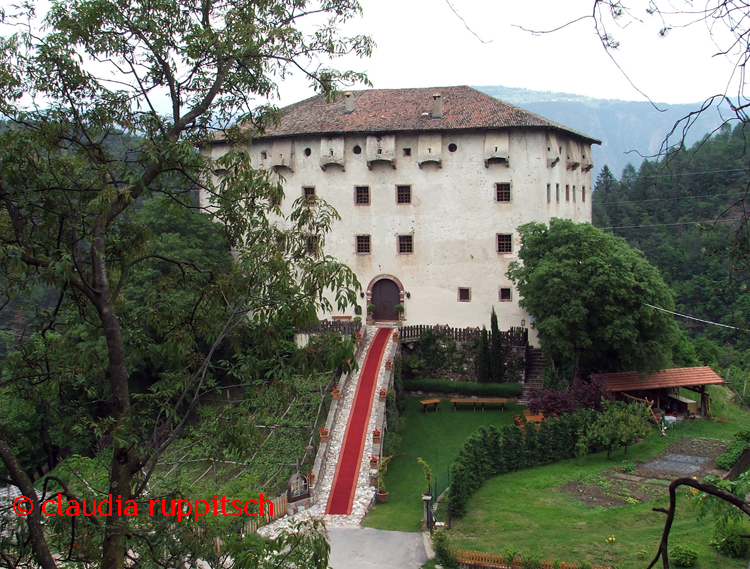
366, 386, 750, 568
363, 397, 525, 531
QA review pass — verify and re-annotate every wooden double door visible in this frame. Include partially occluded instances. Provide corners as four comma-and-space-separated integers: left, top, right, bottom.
372, 279, 400, 321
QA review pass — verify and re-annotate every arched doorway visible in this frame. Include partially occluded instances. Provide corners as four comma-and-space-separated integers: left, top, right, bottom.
371, 279, 400, 321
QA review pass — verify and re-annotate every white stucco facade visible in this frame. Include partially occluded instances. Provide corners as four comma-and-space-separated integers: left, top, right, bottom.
206, 87, 598, 340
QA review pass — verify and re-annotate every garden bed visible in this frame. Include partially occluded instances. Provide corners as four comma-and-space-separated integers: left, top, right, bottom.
558, 438, 730, 508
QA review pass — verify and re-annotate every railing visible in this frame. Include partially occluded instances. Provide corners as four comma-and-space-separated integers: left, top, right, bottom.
453, 550, 610, 569
399, 325, 528, 346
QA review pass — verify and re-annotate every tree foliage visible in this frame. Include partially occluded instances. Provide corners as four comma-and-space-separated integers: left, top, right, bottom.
507, 218, 680, 380
0, 0, 372, 567
577, 400, 651, 459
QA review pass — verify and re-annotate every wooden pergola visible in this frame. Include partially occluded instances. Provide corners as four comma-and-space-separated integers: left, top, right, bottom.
592, 367, 725, 417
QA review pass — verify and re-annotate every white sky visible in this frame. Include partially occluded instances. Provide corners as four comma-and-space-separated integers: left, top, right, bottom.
276, 0, 743, 107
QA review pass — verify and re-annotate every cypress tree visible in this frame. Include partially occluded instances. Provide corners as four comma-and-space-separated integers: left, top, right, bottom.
490, 307, 504, 382
477, 326, 490, 383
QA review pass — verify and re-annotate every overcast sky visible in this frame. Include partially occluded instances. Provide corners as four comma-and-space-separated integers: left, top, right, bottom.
277, 0, 743, 108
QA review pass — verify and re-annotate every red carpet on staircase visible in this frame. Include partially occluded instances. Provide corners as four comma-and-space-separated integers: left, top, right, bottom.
325, 327, 392, 515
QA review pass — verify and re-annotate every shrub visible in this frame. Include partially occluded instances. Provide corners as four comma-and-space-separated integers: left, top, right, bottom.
734, 429, 750, 443
620, 462, 636, 474
669, 545, 698, 567
431, 529, 458, 569
402, 378, 522, 398
717, 531, 749, 558
521, 552, 543, 569
501, 545, 521, 567
715, 441, 750, 470
578, 561, 592, 569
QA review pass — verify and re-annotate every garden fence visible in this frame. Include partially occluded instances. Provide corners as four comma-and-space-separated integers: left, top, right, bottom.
298, 320, 361, 336
398, 325, 528, 346
452, 550, 610, 569
432, 465, 450, 499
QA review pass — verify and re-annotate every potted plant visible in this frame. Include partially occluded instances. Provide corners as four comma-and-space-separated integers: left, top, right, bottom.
353, 316, 362, 323
376, 456, 392, 503
367, 303, 376, 324
417, 457, 433, 496
394, 304, 404, 320
385, 358, 393, 371
369, 455, 378, 468
354, 330, 362, 343
379, 388, 387, 402
372, 428, 381, 444
319, 427, 329, 443
332, 386, 341, 400
392, 330, 399, 343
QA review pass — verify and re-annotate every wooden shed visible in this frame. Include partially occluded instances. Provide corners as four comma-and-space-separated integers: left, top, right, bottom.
592, 367, 725, 417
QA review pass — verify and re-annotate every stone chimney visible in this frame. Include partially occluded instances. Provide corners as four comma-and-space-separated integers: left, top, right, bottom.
432, 93, 443, 119
345, 92, 354, 113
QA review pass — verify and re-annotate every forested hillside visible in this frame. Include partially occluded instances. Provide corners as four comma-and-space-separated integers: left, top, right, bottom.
477, 85, 728, 179
592, 122, 750, 356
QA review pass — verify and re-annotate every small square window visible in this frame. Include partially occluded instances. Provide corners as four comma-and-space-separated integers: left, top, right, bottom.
305, 236, 318, 255
355, 186, 370, 205
398, 235, 413, 254
499, 288, 512, 302
356, 235, 371, 254
496, 183, 511, 202
582, 185, 586, 202
565, 185, 570, 202
556, 183, 560, 203
497, 234, 512, 254
403, 148, 411, 156
458, 288, 471, 302
303, 186, 315, 199
261, 151, 268, 160
397, 185, 411, 204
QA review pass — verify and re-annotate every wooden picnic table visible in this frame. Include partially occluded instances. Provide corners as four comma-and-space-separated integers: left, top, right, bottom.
420, 398, 440, 413
451, 397, 508, 411
523, 409, 545, 423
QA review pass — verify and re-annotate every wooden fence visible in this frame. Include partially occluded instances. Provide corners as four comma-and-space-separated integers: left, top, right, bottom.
246, 493, 288, 533
399, 325, 528, 346
453, 550, 609, 569
298, 320, 361, 336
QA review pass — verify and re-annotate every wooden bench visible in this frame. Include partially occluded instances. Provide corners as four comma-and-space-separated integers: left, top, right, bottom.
523, 409, 545, 423
420, 398, 440, 413
451, 397, 508, 411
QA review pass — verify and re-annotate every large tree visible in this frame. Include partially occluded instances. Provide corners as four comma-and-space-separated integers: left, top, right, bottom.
507, 218, 680, 381
0, 1, 371, 567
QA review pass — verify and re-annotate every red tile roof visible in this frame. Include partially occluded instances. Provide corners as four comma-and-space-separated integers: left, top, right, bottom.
593, 367, 725, 392
257, 86, 600, 143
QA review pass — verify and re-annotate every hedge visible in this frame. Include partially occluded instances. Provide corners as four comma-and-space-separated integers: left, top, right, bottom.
402, 378, 523, 398
715, 440, 750, 470
449, 410, 594, 517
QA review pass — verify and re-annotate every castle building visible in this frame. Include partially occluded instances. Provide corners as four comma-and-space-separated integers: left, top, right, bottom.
207, 86, 599, 337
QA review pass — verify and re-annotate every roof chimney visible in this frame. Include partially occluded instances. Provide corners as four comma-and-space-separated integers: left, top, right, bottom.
432, 93, 443, 119
344, 92, 354, 114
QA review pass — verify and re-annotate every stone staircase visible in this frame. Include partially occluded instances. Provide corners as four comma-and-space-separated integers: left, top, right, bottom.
522, 347, 546, 401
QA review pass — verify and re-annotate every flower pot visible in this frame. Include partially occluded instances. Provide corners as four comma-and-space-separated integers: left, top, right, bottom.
320, 434, 329, 443
376, 490, 389, 503
635, 439, 643, 444
370, 459, 378, 469
392, 332, 399, 343
332, 392, 341, 401
710, 417, 717, 422
719, 417, 727, 423
373, 434, 381, 444
379, 391, 387, 402
385, 361, 393, 371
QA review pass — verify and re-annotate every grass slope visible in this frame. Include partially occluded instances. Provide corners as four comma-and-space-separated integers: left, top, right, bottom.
363, 397, 524, 532
449, 386, 749, 568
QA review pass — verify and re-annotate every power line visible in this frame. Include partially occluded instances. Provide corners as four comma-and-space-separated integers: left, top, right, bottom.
599, 219, 736, 230
643, 303, 747, 331
595, 190, 749, 206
